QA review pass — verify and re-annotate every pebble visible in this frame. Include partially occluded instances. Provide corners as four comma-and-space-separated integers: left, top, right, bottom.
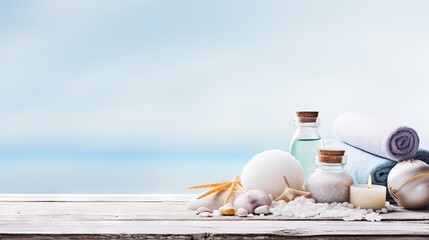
254, 205, 270, 214
196, 207, 211, 215
198, 212, 213, 217
259, 214, 265, 217
212, 210, 220, 216
381, 208, 388, 213
219, 203, 236, 216
386, 205, 395, 211
236, 208, 248, 217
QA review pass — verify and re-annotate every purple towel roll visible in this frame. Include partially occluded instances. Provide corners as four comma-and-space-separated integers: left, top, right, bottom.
333, 112, 419, 161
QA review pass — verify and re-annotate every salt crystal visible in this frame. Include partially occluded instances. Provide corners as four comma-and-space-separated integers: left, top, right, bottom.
269, 197, 385, 222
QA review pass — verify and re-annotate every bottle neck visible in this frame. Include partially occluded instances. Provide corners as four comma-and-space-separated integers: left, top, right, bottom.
316, 164, 345, 173
293, 123, 321, 140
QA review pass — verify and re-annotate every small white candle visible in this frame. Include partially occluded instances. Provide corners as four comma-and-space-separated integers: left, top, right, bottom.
350, 175, 386, 210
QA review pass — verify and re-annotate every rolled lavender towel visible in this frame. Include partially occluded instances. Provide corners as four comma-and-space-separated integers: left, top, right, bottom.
324, 139, 396, 186
333, 112, 419, 161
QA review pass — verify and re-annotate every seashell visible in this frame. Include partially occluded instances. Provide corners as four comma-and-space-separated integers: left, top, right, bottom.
276, 176, 311, 202
387, 159, 429, 209
254, 205, 270, 214
187, 189, 241, 211
233, 189, 272, 213
241, 150, 304, 198
236, 208, 248, 217
198, 212, 213, 217
219, 203, 236, 216
196, 207, 211, 215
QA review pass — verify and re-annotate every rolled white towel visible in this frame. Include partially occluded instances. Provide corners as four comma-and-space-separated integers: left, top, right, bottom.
333, 112, 419, 161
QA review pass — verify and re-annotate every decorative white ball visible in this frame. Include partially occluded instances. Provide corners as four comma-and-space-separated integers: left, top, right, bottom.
387, 159, 429, 209
241, 150, 304, 198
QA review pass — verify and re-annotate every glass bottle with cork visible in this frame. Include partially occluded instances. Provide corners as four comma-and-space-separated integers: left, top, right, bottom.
305, 149, 354, 203
289, 111, 324, 180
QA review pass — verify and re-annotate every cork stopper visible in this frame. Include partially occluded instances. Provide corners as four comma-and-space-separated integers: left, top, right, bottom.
296, 111, 319, 123
317, 149, 345, 164
296, 111, 319, 118
317, 149, 345, 156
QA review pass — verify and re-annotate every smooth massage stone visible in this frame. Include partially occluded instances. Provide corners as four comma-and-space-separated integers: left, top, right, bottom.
219, 203, 236, 216
196, 207, 211, 215
198, 212, 213, 217
254, 205, 270, 214
236, 208, 248, 217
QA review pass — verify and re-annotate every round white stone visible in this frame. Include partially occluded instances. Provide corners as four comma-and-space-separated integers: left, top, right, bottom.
241, 150, 304, 198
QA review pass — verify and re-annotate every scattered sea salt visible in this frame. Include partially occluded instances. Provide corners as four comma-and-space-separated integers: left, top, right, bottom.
269, 196, 393, 222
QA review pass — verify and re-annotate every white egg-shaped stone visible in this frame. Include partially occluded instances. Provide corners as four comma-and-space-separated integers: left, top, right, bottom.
241, 150, 304, 198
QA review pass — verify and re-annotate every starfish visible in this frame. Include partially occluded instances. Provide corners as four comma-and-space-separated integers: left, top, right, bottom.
187, 174, 245, 204
275, 176, 311, 202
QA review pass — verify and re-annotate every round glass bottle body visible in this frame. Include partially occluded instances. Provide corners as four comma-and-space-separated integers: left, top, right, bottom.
305, 156, 353, 203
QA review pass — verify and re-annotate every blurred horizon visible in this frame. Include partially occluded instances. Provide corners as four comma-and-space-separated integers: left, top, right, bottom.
1, 0, 429, 193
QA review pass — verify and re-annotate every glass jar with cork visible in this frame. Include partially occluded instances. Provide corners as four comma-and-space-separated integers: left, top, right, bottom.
305, 149, 353, 203
289, 111, 324, 179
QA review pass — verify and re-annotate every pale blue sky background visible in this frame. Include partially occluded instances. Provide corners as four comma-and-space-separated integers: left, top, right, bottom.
0, 0, 428, 193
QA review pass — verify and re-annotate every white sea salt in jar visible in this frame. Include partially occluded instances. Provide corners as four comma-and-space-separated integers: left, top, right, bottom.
305, 149, 353, 203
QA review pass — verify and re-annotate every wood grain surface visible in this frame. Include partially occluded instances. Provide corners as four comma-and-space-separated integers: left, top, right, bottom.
0, 194, 427, 239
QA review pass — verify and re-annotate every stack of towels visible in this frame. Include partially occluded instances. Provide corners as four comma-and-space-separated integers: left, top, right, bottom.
325, 112, 428, 199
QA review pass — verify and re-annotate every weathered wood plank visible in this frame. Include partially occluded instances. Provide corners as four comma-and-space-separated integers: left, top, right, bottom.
0, 220, 427, 236
0, 201, 427, 221
0, 194, 427, 239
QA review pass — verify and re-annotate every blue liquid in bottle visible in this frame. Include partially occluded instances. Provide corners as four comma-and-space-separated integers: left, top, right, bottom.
290, 138, 324, 179
289, 112, 324, 180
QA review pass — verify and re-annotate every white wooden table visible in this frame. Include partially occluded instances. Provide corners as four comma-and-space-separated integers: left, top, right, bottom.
0, 194, 428, 239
